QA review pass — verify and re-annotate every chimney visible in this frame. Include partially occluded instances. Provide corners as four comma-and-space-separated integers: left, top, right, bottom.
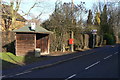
31, 23, 36, 31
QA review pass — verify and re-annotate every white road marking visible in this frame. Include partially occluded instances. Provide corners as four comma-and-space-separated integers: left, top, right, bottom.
104, 55, 112, 60
65, 74, 76, 80
8, 71, 32, 77
0, 75, 6, 78
85, 61, 100, 70
114, 52, 118, 54
16, 71, 31, 76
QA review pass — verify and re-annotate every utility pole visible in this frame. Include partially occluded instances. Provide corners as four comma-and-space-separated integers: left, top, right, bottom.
71, 0, 74, 52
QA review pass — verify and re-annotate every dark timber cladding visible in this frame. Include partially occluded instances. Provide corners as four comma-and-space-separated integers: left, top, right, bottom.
36, 33, 49, 53
14, 26, 52, 56
16, 33, 35, 56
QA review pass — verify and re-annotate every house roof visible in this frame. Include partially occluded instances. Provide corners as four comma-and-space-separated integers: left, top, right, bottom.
13, 26, 53, 34
1, 4, 26, 22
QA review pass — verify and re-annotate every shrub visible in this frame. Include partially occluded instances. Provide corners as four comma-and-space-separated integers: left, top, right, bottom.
118, 32, 120, 39
103, 33, 115, 45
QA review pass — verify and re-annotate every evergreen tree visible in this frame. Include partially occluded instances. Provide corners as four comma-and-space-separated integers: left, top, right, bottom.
87, 9, 93, 25
100, 4, 115, 44
100, 4, 109, 35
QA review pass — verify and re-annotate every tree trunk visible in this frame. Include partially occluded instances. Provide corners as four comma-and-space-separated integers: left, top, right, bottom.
62, 44, 65, 52
99, 35, 103, 46
11, 16, 16, 30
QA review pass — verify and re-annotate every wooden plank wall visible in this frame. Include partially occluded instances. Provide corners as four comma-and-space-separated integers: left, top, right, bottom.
36, 34, 49, 54
16, 33, 35, 56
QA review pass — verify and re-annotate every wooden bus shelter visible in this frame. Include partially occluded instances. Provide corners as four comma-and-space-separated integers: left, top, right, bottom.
14, 25, 52, 56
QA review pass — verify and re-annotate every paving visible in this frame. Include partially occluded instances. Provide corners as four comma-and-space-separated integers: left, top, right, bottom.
2, 45, 119, 78
1, 46, 108, 78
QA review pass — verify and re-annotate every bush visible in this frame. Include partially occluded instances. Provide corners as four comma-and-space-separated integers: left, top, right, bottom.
103, 33, 115, 45
118, 32, 120, 39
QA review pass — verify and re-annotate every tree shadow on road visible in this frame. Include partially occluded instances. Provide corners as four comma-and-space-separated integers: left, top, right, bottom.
2, 59, 20, 70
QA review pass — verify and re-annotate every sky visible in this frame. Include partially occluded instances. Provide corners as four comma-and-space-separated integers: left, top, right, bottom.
18, 0, 97, 21
2, 0, 119, 22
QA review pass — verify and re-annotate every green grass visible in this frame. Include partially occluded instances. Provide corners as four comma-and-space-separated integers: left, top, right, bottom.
0, 52, 53, 69
0, 52, 24, 65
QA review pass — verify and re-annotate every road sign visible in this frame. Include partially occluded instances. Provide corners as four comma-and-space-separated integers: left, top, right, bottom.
91, 30, 97, 34
91, 29, 97, 48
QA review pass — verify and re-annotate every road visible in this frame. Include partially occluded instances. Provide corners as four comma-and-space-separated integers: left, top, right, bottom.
3, 45, 120, 79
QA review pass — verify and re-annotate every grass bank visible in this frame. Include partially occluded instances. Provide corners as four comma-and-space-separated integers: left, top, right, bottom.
0, 52, 53, 70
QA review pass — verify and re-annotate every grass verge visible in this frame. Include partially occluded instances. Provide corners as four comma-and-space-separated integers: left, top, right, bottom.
0, 52, 24, 65
0, 52, 53, 70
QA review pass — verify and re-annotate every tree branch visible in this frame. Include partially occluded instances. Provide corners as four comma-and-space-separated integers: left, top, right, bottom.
22, 2, 38, 16
15, 0, 22, 12
35, 12, 42, 19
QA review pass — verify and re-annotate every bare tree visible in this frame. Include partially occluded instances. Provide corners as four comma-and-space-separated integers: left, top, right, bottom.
77, 1, 87, 25
1, 0, 42, 31
1, 0, 43, 50
25, 13, 42, 26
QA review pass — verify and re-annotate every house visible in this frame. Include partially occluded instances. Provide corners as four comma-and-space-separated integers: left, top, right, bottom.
14, 24, 53, 56
1, 4, 27, 52
1, 4, 26, 31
